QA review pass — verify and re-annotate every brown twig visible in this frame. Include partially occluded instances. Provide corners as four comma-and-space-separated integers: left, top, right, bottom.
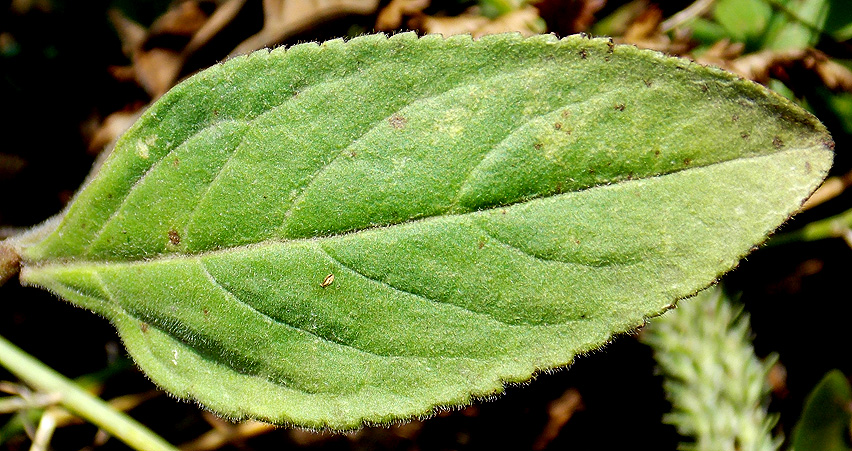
0, 241, 21, 286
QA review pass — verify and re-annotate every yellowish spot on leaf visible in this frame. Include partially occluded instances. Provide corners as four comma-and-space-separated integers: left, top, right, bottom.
136, 135, 156, 159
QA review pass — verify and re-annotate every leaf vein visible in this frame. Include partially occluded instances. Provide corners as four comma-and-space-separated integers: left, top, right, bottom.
83, 120, 244, 254
318, 245, 520, 328
196, 258, 404, 360
82, 58, 412, 254
477, 226, 571, 265
277, 63, 544, 235
97, 276, 331, 396
181, 140, 243, 238
477, 225, 637, 268
447, 91, 619, 211
36, 147, 816, 268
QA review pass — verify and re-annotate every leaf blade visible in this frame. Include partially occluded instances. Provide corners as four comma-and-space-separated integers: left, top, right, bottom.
791, 370, 852, 451
16, 32, 833, 428
23, 33, 829, 261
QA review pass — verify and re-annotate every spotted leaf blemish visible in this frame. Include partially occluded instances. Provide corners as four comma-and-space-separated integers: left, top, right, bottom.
136, 135, 157, 159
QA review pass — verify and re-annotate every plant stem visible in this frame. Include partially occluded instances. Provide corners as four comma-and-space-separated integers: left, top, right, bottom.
30, 407, 58, 451
0, 335, 179, 451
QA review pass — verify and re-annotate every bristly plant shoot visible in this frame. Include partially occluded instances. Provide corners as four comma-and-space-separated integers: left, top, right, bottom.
0, 32, 833, 430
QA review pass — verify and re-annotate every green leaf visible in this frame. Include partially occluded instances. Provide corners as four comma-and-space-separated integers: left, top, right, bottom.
791, 370, 852, 451
479, 0, 526, 17
686, 17, 731, 47
821, 0, 852, 40
11, 33, 833, 429
714, 0, 773, 46
763, 0, 830, 50
827, 91, 852, 135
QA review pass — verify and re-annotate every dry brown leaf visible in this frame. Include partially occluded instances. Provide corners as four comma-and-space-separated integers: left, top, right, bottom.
623, 5, 662, 42
9, 0, 50, 14
728, 50, 800, 83
18, 390, 161, 431
149, 0, 211, 36
107, 65, 137, 83
138, 1, 213, 96
475, 6, 546, 36
569, 0, 606, 32
184, 0, 248, 56
88, 110, 142, 154
414, 13, 490, 37
767, 361, 789, 398
390, 420, 424, 440
180, 414, 275, 451
416, 6, 545, 38
134, 48, 185, 98
376, 0, 430, 30
695, 39, 745, 68
729, 48, 852, 91
532, 388, 583, 450
108, 3, 216, 98
108, 8, 148, 58
802, 170, 852, 210
618, 5, 692, 55
230, 0, 380, 57
535, 0, 605, 34
620, 6, 668, 51
814, 58, 852, 92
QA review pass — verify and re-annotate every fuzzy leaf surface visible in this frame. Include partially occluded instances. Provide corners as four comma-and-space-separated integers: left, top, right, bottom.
16, 33, 833, 429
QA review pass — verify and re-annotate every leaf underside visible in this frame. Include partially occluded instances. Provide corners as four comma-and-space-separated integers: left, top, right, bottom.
16, 32, 832, 429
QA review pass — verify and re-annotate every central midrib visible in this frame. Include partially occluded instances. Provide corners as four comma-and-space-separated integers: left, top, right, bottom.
21, 145, 819, 268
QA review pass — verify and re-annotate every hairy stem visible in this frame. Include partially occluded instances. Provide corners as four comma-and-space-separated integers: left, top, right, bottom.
0, 335, 179, 451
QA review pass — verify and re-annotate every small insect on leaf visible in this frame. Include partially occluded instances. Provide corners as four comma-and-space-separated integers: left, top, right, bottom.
320, 273, 335, 288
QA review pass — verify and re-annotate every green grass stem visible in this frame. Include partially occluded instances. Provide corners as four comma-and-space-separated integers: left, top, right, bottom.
0, 334, 178, 451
